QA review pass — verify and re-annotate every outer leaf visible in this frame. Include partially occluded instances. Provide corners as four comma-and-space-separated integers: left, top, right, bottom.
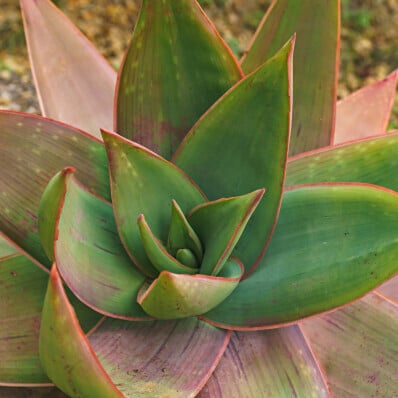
378, 276, 398, 303
241, 0, 339, 155
0, 234, 50, 385
302, 292, 398, 397
168, 200, 203, 260
201, 184, 398, 329
137, 258, 243, 319
116, 0, 243, 159
52, 169, 149, 320
199, 326, 330, 397
0, 111, 109, 268
102, 129, 205, 277
334, 70, 398, 144
188, 189, 265, 276
39, 265, 124, 398
137, 214, 198, 275
0, 387, 67, 397
174, 39, 293, 275
286, 131, 398, 190
21, 0, 116, 138
88, 317, 230, 398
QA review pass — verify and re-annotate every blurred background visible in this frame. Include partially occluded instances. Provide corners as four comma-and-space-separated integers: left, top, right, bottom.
0, 0, 397, 127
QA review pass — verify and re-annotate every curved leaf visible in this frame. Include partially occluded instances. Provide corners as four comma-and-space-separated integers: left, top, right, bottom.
116, 0, 243, 158
39, 265, 124, 397
21, 0, 116, 138
334, 70, 398, 144
174, 39, 293, 275
137, 258, 243, 319
0, 111, 109, 268
302, 293, 398, 397
137, 214, 198, 275
102, 129, 205, 277
286, 131, 398, 190
89, 317, 230, 397
241, 0, 340, 155
52, 169, 149, 320
188, 189, 265, 276
201, 184, 398, 329
199, 326, 330, 397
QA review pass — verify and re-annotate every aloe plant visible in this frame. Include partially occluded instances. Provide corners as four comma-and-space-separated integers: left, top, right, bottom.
1, 0, 398, 396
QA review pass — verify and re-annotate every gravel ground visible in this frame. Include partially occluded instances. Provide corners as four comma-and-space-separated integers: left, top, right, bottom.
0, 0, 397, 126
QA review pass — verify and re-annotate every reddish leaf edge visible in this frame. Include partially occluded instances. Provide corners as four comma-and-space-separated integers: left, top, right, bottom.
287, 130, 398, 166
112, 0, 244, 133
43, 264, 124, 396
52, 167, 153, 321
101, 128, 208, 278
198, 182, 398, 331
173, 36, 295, 280
20, 0, 117, 125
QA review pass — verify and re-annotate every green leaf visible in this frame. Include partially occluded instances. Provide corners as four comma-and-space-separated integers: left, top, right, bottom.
52, 169, 149, 319
0, 111, 109, 268
168, 200, 203, 260
102, 129, 205, 277
116, 0, 243, 159
40, 266, 124, 398
137, 258, 243, 319
241, 0, 339, 155
88, 317, 229, 398
137, 214, 198, 275
286, 132, 398, 191
38, 168, 73, 261
202, 184, 398, 329
21, 0, 116, 138
174, 39, 293, 275
302, 293, 398, 397
334, 70, 398, 144
0, 236, 50, 385
188, 189, 265, 276
199, 326, 329, 397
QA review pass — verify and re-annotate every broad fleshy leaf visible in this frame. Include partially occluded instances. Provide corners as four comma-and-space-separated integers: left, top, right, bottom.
137, 258, 243, 319
168, 200, 203, 260
302, 292, 398, 397
199, 326, 330, 397
0, 234, 50, 385
241, 0, 339, 155
137, 214, 198, 275
116, 0, 243, 159
174, 39, 293, 275
334, 70, 398, 144
39, 265, 124, 397
286, 131, 398, 190
21, 0, 116, 138
188, 189, 265, 276
51, 169, 149, 320
0, 111, 109, 268
88, 318, 230, 398
102, 129, 205, 277
201, 184, 398, 329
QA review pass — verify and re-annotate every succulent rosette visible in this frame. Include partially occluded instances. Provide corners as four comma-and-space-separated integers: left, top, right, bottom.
1, 0, 398, 397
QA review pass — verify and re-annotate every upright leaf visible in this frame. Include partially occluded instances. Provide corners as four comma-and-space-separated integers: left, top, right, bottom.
334, 70, 398, 144
199, 326, 330, 397
241, 0, 339, 155
116, 0, 243, 159
174, 40, 293, 275
0, 112, 109, 268
21, 0, 117, 138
